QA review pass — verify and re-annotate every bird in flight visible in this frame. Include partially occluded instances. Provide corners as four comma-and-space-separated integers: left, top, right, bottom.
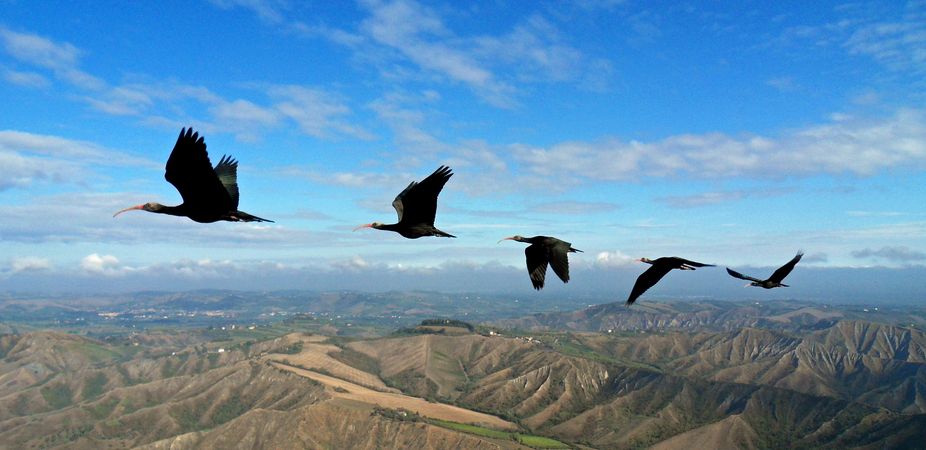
354, 166, 455, 239
499, 235, 582, 290
114, 128, 271, 223
626, 257, 714, 305
726, 251, 803, 289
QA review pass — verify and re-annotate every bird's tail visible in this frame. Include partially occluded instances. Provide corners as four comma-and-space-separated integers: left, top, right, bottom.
570, 248, 583, 253
433, 229, 456, 238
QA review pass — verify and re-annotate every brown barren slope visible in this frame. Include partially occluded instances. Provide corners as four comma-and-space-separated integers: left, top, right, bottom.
139, 399, 526, 450
269, 361, 517, 430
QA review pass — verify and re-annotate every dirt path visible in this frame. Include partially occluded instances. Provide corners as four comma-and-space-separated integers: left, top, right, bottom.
270, 361, 516, 430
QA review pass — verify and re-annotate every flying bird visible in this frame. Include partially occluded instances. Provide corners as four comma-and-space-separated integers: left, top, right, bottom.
626, 257, 714, 305
114, 128, 272, 223
354, 166, 455, 239
726, 251, 803, 289
499, 235, 582, 290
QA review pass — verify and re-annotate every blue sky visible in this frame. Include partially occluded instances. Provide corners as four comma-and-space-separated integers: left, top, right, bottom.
1, 0, 925, 299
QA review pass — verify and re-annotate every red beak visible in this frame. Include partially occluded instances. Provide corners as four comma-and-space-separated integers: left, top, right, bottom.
353, 223, 374, 232
113, 204, 144, 218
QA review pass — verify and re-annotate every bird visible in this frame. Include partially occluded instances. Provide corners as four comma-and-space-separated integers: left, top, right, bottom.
354, 166, 455, 239
626, 257, 714, 305
726, 251, 803, 289
114, 128, 272, 223
499, 235, 583, 290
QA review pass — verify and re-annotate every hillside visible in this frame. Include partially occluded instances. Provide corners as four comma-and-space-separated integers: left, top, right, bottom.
2, 313, 926, 449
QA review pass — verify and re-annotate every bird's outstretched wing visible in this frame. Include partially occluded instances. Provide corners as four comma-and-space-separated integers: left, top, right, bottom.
392, 166, 452, 226
548, 241, 572, 284
525, 244, 549, 290
165, 128, 232, 212
768, 251, 803, 284
213, 155, 239, 210
726, 268, 762, 283
627, 264, 673, 305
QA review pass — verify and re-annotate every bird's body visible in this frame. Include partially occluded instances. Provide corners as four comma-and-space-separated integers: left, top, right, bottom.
500, 235, 582, 290
726, 251, 803, 289
355, 166, 455, 239
626, 257, 714, 305
114, 128, 271, 223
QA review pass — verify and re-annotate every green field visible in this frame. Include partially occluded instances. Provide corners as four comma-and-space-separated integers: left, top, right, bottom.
428, 419, 569, 448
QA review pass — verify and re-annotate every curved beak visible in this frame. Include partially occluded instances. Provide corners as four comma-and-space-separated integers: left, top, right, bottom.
497, 236, 516, 244
113, 204, 144, 218
353, 223, 374, 232
744, 283, 752, 288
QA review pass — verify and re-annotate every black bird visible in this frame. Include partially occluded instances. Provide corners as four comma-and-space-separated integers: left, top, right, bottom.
726, 251, 803, 289
354, 166, 455, 239
499, 235, 583, 290
114, 128, 271, 223
626, 257, 714, 305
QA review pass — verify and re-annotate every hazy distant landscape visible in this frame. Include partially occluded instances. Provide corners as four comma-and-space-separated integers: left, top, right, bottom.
3, 292, 926, 449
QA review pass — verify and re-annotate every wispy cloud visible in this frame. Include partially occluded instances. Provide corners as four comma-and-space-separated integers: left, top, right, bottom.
8, 257, 52, 274
1, 28, 368, 142
225, 0, 612, 106
208, 0, 287, 23
0, 26, 104, 89
0, 130, 157, 190
851, 246, 926, 263
842, 1, 926, 74
774, 2, 926, 76
513, 109, 926, 181
658, 191, 746, 208
358, 0, 514, 106
2, 68, 50, 88
530, 201, 620, 215
269, 85, 374, 140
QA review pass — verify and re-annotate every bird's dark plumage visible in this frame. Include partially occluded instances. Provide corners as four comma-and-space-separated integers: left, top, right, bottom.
501, 235, 582, 290
626, 257, 714, 305
114, 128, 272, 223
727, 251, 803, 289
356, 166, 455, 239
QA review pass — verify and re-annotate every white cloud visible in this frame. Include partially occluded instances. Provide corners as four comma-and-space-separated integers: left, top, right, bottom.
0, 27, 104, 89
2, 68, 50, 88
843, 4, 926, 74
80, 253, 124, 274
269, 85, 373, 140
658, 191, 745, 208
513, 109, 926, 181
530, 201, 620, 215
851, 246, 926, 263
0, 130, 157, 190
209, 0, 287, 23
595, 250, 636, 268
9, 257, 52, 273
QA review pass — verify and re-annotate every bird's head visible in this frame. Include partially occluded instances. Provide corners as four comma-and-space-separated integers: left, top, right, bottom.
498, 235, 526, 244
113, 202, 161, 217
353, 222, 383, 231
638, 257, 654, 264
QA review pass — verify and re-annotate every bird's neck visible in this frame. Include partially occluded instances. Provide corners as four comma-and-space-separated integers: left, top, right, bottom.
374, 222, 402, 232
151, 203, 188, 217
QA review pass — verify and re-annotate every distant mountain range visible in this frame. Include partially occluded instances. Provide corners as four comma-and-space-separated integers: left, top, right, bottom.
2, 298, 925, 449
